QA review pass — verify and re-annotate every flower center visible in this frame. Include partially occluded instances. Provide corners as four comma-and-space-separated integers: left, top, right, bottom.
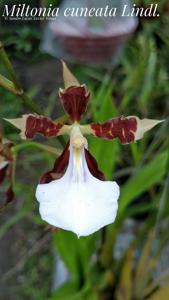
70, 123, 87, 150
69, 124, 87, 181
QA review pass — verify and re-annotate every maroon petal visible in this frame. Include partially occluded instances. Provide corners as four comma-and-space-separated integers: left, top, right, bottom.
40, 142, 70, 183
0, 186, 15, 211
0, 165, 8, 184
90, 117, 137, 144
25, 115, 63, 139
85, 149, 105, 181
59, 86, 90, 122
5, 185, 15, 205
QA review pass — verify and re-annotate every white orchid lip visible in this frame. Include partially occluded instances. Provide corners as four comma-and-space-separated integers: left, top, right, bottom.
36, 125, 120, 237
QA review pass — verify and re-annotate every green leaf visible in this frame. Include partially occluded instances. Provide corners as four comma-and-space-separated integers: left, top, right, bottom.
148, 284, 169, 300
48, 280, 78, 300
119, 151, 168, 214
90, 77, 112, 120
116, 245, 134, 300
155, 170, 169, 222
134, 232, 157, 296
89, 138, 119, 180
139, 51, 157, 107
53, 231, 97, 279
49, 280, 97, 300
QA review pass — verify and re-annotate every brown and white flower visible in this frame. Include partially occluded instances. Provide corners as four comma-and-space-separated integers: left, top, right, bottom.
5, 62, 163, 236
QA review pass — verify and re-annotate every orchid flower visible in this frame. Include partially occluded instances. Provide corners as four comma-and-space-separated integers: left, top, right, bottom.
6, 62, 163, 237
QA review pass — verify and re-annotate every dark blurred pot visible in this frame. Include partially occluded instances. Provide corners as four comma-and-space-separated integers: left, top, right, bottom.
51, 32, 134, 64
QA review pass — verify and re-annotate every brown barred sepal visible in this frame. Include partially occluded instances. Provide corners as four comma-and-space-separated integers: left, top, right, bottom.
25, 115, 63, 138
5, 114, 63, 139
59, 86, 90, 122
40, 142, 70, 183
90, 117, 163, 144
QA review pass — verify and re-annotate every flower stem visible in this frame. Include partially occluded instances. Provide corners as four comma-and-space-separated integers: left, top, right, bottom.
0, 74, 19, 95
19, 92, 43, 114
11, 151, 17, 186
12, 141, 61, 156
0, 42, 21, 89
0, 41, 42, 114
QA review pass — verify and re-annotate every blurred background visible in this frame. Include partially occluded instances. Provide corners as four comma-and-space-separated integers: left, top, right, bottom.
0, 0, 169, 299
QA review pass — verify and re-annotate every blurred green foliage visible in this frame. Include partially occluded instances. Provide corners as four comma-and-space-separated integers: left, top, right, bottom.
0, 0, 169, 299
